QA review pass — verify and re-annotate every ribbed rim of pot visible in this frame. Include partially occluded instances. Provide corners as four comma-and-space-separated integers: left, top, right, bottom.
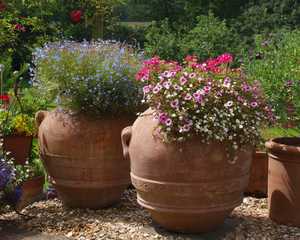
265, 137, 300, 155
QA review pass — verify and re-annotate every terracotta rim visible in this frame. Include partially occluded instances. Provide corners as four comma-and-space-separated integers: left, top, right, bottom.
265, 137, 300, 156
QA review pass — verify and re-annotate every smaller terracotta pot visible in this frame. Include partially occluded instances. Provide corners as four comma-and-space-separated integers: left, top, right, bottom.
266, 137, 300, 227
245, 151, 268, 196
3, 135, 33, 165
17, 176, 45, 210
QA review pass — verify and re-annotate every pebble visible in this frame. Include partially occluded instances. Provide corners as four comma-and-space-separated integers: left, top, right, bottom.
1, 189, 300, 239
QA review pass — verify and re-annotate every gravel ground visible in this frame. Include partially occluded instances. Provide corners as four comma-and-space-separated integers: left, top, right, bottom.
1, 189, 300, 240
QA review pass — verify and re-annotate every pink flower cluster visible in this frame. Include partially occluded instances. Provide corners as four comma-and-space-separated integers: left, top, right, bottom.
137, 54, 272, 148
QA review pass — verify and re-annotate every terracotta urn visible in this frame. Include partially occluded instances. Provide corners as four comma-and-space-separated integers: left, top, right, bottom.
3, 135, 33, 165
36, 110, 132, 209
266, 137, 300, 227
121, 109, 253, 233
245, 151, 268, 196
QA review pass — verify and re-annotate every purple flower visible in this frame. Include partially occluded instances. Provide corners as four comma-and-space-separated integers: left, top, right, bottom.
163, 81, 171, 89
204, 86, 211, 94
237, 96, 244, 103
242, 83, 251, 92
224, 101, 233, 108
183, 124, 191, 132
170, 71, 177, 77
216, 91, 223, 97
193, 91, 204, 103
152, 84, 162, 94
0, 161, 12, 190
143, 85, 152, 94
186, 119, 193, 126
165, 118, 173, 126
286, 80, 293, 87
159, 112, 168, 123
250, 101, 258, 108
170, 99, 179, 108
223, 77, 231, 88
180, 76, 188, 85
184, 93, 192, 100
189, 73, 196, 78
173, 84, 180, 90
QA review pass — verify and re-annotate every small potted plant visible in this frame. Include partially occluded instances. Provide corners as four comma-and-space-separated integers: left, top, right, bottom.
14, 157, 45, 210
0, 137, 23, 213
0, 109, 36, 165
0, 141, 45, 213
0, 87, 50, 165
121, 54, 272, 233
33, 40, 143, 209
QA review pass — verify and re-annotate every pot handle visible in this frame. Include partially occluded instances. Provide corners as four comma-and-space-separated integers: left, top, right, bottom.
35, 111, 48, 127
121, 126, 132, 161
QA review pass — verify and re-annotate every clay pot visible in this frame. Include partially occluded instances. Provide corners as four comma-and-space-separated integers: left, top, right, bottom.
121, 109, 253, 233
3, 135, 33, 165
245, 151, 268, 196
266, 137, 300, 227
17, 176, 45, 210
36, 110, 132, 209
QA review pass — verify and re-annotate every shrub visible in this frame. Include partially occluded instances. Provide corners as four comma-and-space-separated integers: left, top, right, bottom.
180, 14, 239, 61
108, 22, 148, 47
33, 40, 143, 116
145, 14, 239, 62
144, 19, 182, 61
136, 54, 272, 154
244, 30, 300, 125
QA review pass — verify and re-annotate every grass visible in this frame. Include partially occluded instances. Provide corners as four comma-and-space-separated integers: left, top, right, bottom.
261, 127, 300, 141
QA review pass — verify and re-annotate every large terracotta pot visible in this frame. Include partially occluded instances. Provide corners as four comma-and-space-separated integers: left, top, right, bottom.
36, 110, 132, 209
245, 151, 268, 196
121, 109, 253, 233
17, 176, 45, 210
266, 137, 300, 227
3, 135, 33, 165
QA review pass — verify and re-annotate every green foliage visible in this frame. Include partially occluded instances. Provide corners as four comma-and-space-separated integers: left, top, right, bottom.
145, 14, 238, 62
180, 14, 239, 61
108, 22, 148, 47
145, 19, 182, 61
0, 88, 51, 136
244, 30, 300, 125
261, 127, 300, 142
233, 0, 300, 46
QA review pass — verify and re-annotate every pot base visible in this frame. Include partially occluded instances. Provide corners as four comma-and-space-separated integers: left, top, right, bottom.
149, 210, 229, 233
54, 184, 128, 209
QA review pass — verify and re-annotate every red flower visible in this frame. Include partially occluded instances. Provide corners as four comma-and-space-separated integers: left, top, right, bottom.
0, 95, 10, 102
0, 1, 6, 12
70, 10, 82, 23
14, 23, 26, 32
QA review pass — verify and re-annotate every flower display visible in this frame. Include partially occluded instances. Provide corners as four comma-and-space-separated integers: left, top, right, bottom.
33, 40, 143, 115
136, 54, 272, 151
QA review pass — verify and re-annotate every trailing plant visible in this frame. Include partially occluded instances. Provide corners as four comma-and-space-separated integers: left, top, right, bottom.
33, 40, 143, 116
136, 54, 273, 157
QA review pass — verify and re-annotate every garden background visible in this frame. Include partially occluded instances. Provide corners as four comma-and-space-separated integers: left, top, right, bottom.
0, 0, 300, 168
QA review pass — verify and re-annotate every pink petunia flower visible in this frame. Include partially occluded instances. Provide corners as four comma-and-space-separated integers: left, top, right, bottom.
180, 76, 188, 85
184, 93, 192, 101
170, 99, 179, 108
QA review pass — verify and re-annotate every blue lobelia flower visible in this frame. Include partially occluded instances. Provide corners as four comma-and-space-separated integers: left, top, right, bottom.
0, 160, 12, 191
